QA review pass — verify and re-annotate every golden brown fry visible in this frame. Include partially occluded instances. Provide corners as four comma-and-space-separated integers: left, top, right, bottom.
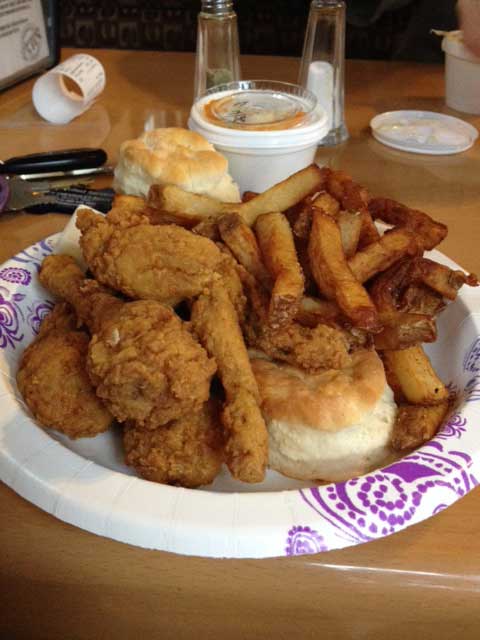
255, 212, 305, 328
191, 282, 268, 483
218, 213, 272, 289
321, 167, 353, 201
337, 210, 362, 258
374, 311, 437, 350
391, 401, 449, 451
319, 168, 379, 248
368, 197, 448, 250
308, 210, 381, 331
311, 190, 341, 217
238, 164, 324, 226
409, 258, 479, 300
149, 184, 238, 219
358, 208, 381, 248
399, 283, 446, 316
111, 193, 146, 213
381, 345, 448, 405
191, 217, 221, 241
292, 205, 313, 240
348, 228, 419, 283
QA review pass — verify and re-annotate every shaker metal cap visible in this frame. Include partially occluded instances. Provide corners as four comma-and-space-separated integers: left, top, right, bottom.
201, 0, 234, 15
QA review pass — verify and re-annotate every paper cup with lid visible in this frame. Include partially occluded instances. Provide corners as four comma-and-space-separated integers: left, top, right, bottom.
441, 30, 480, 115
188, 80, 329, 193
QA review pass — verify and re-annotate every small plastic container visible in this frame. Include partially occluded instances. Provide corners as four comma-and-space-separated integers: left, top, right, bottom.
188, 80, 329, 193
442, 31, 480, 115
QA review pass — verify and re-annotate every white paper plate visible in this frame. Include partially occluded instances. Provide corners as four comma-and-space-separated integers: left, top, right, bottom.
0, 235, 479, 558
370, 110, 478, 155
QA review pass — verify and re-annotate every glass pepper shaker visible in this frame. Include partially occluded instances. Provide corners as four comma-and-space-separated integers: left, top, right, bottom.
298, 0, 349, 146
194, 0, 241, 99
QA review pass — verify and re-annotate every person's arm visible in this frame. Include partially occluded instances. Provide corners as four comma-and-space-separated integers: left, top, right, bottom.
458, 0, 480, 56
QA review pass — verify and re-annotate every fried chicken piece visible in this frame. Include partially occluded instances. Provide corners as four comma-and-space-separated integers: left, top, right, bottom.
16, 303, 113, 439
191, 282, 268, 483
243, 275, 352, 371
76, 208, 245, 315
39, 255, 216, 429
123, 401, 224, 488
37, 301, 80, 335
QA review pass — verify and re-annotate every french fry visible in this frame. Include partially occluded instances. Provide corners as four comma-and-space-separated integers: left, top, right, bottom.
293, 205, 313, 239
255, 212, 305, 328
191, 218, 221, 241
321, 167, 353, 201
149, 184, 237, 218
307, 210, 381, 331
374, 311, 437, 350
368, 197, 448, 250
391, 401, 449, 451
337, 210, 362, 258
358, 208, 381, 248
399, 284, 446, 316
111, 194, 146, 212
237, 164, 325, 226
218, 213, 272, 289
311, 190, 341, 217
409, 258, 479, 300
381, 345, 449, 405
348, 228, 419, 283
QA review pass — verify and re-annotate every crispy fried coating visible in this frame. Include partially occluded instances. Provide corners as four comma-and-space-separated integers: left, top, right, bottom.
17, 304, 113, 439
76, 208, 245, 313
191, 282, 268, 483
124, 401, 224, 488
88, 299, 217, 428
368, 197, 448, 250
243, 275, 352, 371
39, 255, 216, 429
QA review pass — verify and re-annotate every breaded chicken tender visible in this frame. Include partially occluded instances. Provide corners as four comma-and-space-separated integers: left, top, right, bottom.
123, 401, 224, 488
16, 303, 113, 439
39, 255, 216, 430
191, 282, 268, 483
76, 208, 245, 315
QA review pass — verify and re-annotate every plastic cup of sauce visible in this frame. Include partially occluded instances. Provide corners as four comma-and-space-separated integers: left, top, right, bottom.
188, 80, 329, 193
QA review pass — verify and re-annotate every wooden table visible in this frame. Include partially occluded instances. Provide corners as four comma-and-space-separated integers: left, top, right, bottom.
1, 50, 480, 639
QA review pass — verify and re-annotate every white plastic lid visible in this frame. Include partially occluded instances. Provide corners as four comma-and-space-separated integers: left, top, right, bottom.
189, 81, 329, 150
370, 110, 478, 155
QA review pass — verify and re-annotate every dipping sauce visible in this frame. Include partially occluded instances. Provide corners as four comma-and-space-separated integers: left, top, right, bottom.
202, 90, 308, 131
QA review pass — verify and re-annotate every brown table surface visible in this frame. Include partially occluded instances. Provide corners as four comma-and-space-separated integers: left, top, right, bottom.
1, 49, 480, 639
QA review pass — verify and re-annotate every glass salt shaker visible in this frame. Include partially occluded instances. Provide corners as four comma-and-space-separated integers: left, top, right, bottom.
298, 0, 349, 146
194, 0, 241, 99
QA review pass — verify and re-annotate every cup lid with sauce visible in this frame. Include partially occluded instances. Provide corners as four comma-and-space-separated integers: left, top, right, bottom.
370, 110, 478, 155
189, 80, 329, 148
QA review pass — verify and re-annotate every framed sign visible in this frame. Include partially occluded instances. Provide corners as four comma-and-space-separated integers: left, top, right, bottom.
0, 0, 59, 91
